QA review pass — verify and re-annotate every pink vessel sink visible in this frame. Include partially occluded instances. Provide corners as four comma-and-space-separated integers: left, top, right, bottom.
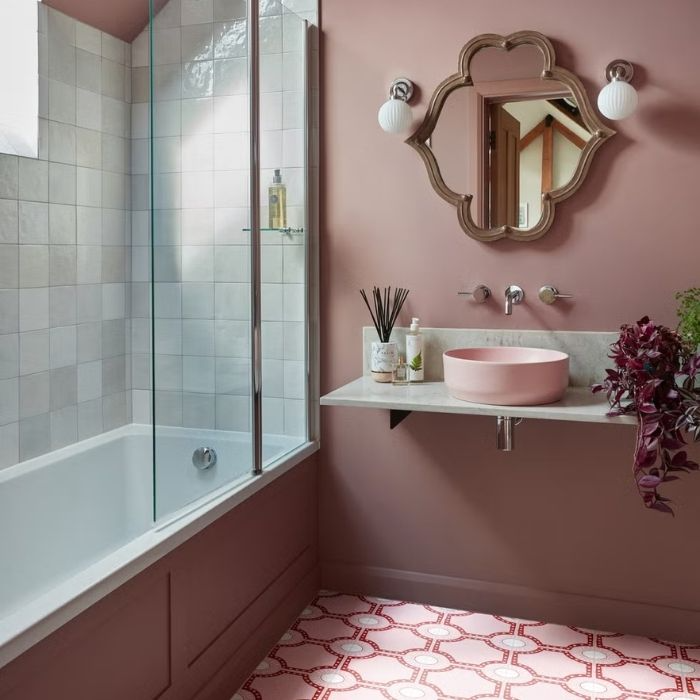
443, 347, 569, 406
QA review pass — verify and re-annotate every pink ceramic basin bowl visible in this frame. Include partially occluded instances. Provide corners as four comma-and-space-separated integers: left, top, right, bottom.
443, 347, 570, 406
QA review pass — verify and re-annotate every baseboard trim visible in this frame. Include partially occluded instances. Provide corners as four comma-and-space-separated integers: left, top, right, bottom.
322, 563, 700, 644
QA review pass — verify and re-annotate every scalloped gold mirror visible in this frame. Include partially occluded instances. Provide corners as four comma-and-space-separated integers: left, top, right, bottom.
407, 31, 614, 242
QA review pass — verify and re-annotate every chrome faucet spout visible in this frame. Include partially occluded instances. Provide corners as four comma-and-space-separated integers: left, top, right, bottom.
504, 285, 524, 316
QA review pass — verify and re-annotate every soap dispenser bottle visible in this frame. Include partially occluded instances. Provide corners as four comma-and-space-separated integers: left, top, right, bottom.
406, 317, 424, 382
268, 169, 287, 229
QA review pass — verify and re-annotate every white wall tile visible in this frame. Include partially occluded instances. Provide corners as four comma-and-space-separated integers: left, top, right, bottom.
0, 335, 18, 380
49, 162, 76, 204
182, 24, 214, 62
75, 22, 101, 55
182, 0, 214, 26
48, 80, 76, 125
19, 330, 49, 375
0, 422, 19, 468
77, 359, 102, 401
50, 404, 77, 448
182, 208, 214, 244
76, 49, 101, 92
50, 325, 77, 368
20, 372, 49, 419
214, 0, 246, 22
19, 288, 49, 332
18, 159, 49, 202
183, 355, 215, 392
183, 319, 215, 355
76, 89, 102, 131
0, 199, 18, 243
154, 28, 182, 65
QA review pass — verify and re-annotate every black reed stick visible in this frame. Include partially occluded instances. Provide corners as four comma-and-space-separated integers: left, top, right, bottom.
360, 286, 410, 342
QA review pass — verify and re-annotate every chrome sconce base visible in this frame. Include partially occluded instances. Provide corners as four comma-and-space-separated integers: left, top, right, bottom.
388, 77, 414, 102
604, 59, 634, 83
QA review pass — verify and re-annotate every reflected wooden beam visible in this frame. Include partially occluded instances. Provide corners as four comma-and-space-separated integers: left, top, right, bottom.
542, 115, 553, 193
519, 120, 545, 151
553, 120, 586, 149
548, 98, 586, 129
520, 116, 586, 152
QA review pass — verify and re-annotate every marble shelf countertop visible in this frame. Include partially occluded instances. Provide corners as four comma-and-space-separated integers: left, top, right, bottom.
321, 377, 637, 426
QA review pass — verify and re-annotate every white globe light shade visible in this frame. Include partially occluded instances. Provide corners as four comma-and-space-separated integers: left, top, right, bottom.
597, 79, 638, 120
378, 98, 413, 134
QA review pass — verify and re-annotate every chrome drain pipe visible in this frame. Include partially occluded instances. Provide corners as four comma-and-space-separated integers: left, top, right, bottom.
497, 417, 522, 451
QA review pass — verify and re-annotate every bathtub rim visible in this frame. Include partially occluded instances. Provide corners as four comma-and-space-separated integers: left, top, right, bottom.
0, 425, 318, 670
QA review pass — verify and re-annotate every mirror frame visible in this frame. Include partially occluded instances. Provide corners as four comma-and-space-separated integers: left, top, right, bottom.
406, 30, 615, 242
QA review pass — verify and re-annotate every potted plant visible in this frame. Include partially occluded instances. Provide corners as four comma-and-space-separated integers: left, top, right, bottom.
360, 286, 410, 382
594, 300, 700, 514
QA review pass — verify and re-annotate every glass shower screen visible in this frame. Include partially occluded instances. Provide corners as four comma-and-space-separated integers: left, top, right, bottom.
147, 0, 310, 520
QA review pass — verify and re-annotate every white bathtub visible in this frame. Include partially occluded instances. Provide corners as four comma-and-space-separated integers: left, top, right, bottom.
0, 424, 314, 669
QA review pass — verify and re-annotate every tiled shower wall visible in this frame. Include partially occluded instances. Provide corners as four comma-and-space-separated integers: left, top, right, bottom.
0, 0, 316, 469
0, 6, 131, 467
129, 0, 316, 437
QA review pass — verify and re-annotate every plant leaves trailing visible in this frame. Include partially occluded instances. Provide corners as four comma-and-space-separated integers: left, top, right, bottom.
360, 287, 410, 343
593, 316, 700, 514
676, 287, 700, 350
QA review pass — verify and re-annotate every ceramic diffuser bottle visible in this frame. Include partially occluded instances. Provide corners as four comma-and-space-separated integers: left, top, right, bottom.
360, 287, 410, 383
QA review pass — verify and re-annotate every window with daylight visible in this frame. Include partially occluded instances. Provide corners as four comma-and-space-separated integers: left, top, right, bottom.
0, 0, 39, 157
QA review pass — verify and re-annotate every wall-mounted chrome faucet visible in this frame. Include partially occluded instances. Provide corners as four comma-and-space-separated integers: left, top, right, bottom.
504, 285, 524, 316
459, 283, 572, 313
538, 285, 574, 305
458, 284, 491, 303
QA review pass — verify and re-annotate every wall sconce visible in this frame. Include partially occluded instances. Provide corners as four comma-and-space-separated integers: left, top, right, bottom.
378, 78, 415, 134
597, 60, 638, 120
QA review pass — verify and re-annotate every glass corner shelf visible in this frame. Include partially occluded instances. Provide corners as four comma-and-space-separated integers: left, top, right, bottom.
242, 227, 305, 234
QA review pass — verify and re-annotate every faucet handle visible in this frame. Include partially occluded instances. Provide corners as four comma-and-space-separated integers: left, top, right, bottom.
538, 285, 574, 305
458, 284, 491, 303
504, 285, 524, 316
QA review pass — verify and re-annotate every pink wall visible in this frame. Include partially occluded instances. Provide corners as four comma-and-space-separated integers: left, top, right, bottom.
319, 0, 700, 641
0, 458, 319, 700
43, 0, 167, 41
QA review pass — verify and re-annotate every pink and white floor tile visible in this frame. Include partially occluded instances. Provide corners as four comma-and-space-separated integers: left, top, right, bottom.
235, 592, 700, 700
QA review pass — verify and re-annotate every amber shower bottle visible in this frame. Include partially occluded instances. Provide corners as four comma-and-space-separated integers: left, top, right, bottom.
268, 169, 287, 228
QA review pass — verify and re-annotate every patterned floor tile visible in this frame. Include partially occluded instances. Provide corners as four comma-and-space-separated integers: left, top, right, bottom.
235, 592, 700, 700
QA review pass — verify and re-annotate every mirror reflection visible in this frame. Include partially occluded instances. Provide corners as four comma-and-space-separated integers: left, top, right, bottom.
408, 32, 613, 241
429, 44, 594, 230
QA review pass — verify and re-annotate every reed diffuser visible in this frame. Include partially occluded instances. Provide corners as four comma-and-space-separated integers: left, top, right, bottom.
360, 286, 410, 382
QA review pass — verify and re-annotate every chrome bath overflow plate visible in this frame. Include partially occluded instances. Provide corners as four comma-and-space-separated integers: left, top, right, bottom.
192, 447, 217, 470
